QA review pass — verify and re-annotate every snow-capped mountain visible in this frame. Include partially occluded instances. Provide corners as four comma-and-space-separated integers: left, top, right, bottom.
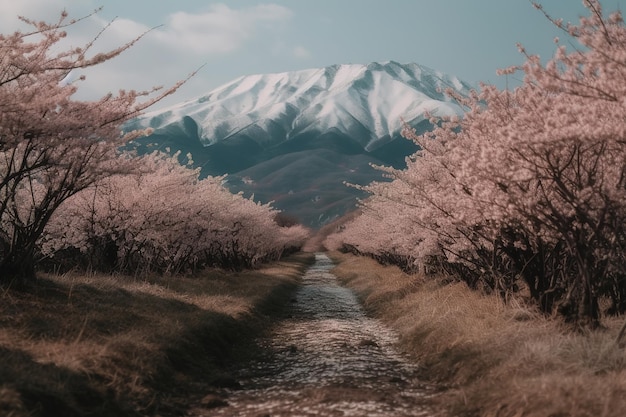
130, 61, 471, 227
136, 61, 470, 151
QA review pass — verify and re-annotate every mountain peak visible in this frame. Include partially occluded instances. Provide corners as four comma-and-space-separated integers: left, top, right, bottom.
131, 62, 471, 227
138, 61, 471, 150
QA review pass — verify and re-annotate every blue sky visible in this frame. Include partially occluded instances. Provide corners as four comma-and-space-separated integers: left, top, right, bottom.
2, 1, 625, 108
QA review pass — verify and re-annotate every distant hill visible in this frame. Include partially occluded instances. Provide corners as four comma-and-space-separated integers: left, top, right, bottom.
128, 61, 470, 228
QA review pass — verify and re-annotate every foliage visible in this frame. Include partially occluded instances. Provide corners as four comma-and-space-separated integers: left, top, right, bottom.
0, 10, 306, 281
0, 10, 185, 283
39, 151, 310, 274
331, 251, 626, 417
327, 0, 626, 328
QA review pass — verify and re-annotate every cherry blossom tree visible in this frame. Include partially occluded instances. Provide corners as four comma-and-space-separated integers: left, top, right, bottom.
455, 0, 626, 327
40, 151, 310, 274
0, 10, 186, 284
329, 0, 626, 328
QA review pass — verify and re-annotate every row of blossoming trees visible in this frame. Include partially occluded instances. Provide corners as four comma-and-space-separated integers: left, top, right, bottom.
39, 153, 308, 273
0, 12, 308, 285
39, 151, 309, 275
327, 0, 626, 328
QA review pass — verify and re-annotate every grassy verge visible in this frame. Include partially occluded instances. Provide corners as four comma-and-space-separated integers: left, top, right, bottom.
0, 253, 314, 417
329, 251, 626, 417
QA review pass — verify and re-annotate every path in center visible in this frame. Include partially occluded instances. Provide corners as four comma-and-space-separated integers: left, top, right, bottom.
199, 253, 435, 416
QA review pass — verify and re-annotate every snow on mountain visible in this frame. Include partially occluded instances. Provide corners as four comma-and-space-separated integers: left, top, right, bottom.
131, 61, 473, 227
137, 61, 471, 151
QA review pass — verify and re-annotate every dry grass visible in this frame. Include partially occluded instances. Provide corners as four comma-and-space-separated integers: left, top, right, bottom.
0, 253, 314, 417
329, 251, 626, 417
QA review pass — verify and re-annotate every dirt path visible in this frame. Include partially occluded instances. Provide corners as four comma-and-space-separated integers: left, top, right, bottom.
193, 253, 436, 417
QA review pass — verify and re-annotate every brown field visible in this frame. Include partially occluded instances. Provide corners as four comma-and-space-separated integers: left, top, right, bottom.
0, 253, 314, 417
329, 251, 626, 417
4, 250, 625, 416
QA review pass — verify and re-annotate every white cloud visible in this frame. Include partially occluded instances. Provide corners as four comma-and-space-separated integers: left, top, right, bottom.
154, 3, 293, 55
293, 45, 312, 60
0, 0, 94, 30
0, 2, 295, 107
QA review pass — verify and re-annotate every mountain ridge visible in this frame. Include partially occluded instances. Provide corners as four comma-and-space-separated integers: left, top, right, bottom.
129, 61, 471, 227
135, 61, 470, 149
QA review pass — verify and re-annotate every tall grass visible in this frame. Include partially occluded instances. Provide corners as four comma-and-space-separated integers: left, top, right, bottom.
330, 251, 626, 417
0, 253, 314, 417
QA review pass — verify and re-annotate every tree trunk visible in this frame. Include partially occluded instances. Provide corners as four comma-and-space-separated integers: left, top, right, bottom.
577, 270, 600, 330
0, 250, 37, 288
